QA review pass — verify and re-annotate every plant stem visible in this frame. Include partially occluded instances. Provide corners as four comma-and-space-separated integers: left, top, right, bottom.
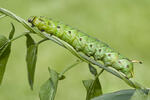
37, 38, 49, 45
95, 69, 104, 79
59, 60, 82, 78
0, 32, 30, 50
9, 32, 30, 42
0, 14, 6, 19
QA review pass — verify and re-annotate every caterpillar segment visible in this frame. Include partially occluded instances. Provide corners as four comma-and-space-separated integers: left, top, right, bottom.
28, 16, 135, 78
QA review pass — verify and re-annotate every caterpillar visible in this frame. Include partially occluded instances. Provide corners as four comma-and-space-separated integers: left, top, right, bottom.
28, 16, 141, 78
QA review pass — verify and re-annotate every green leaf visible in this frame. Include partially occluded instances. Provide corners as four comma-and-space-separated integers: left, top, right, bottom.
0, 43, 11, 84
0, 35, 8, 56
0, 23, 15, 84
83, 78, 103, 100
0, 23, 15, 57
83, 79, 94, 91
92, 89, 149, 100
26, 34, 38, 89
0, 30, 15, 84
130, 89, 148, 100
39, 68, 59, 100
9, 23, 15, 39
88, 64, 97, 76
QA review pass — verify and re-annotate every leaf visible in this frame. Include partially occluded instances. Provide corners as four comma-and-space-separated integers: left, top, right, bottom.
39, 68, 59, 100
88, 64, 97, 76
26, 34, 38, 89
92, 89, 149, 100
130, 89, 148, 100
0, 35, 8, 56
0, 24, 15, 57
0, 43, 11, 84
83, 78, 103, 100
0, 23, 15, 84
83, 79, 94, 91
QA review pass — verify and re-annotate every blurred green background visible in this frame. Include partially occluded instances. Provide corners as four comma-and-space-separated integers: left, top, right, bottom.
0, 0, 150, 100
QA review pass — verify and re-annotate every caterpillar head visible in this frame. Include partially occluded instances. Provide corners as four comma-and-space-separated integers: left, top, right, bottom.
28, 16, 37, 25
112, 59, 134, 78
28, 16, 56, 33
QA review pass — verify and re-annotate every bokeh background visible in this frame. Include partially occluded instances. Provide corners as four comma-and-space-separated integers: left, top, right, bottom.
0, 0, 150, 100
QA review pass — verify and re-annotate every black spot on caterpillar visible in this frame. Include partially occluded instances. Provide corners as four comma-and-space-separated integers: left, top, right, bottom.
28, 16, 141, 78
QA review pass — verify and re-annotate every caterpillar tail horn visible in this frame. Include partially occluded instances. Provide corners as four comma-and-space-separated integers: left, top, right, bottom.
131, 60, 142, 64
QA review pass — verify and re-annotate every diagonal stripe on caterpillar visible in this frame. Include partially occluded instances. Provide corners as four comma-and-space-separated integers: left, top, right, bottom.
28, 16, 141, 78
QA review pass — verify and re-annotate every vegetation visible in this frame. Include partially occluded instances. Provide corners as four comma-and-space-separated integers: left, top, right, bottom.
0, 1, 150, 100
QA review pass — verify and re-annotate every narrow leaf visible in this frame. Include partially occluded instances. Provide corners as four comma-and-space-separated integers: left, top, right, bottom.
92, 89, 149, 100
26, 34, 38, 89
0, 24, 15, 84
39, 68, 59, 100
83, 78, 103, 100
0, 43, 11, 84
83, 79, 94, 91
0, 35, 8, 56
0, 31, 14, 84
88, 64, 97, 76
26, 34, 35, 46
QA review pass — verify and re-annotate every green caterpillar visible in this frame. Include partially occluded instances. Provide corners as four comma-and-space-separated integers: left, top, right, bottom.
28, 16, 141, 78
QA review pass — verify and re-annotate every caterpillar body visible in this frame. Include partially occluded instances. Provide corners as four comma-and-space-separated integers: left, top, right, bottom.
28, 16, 140, 78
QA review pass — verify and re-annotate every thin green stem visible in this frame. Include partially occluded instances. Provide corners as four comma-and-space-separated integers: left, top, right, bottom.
59, 60, 82, 78
0, 32, 30, 50
0, 14, 6, 19
95, 69, 104, 79
37, 38, 49, 45
9, 32, 30, 42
